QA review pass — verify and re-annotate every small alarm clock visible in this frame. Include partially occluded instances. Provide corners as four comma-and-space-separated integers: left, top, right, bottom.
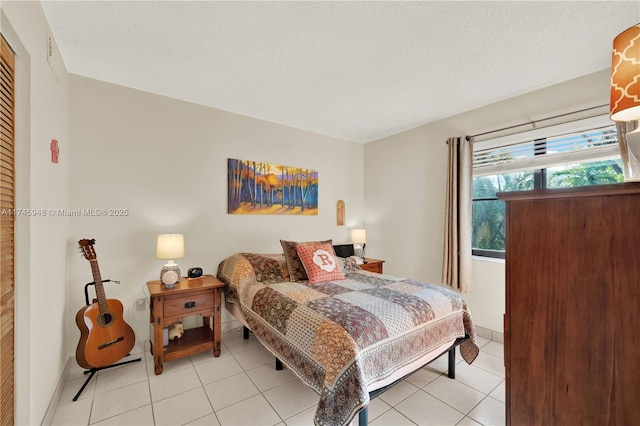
188, 267, 203, 278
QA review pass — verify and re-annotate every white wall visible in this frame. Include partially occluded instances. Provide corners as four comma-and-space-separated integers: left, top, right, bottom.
1, 2, 70, 424
364, 70, 611, 333
67, 75, 364, 355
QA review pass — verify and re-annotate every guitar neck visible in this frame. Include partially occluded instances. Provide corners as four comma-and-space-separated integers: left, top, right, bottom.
89, 259, 108, 313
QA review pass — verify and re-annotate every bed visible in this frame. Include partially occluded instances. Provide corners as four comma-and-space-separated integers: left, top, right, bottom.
216, 243, 479, 426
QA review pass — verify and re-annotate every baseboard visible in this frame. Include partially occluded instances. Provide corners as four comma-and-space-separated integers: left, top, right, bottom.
474, 325, 503, 344
41, 357, 73, 425
222, 318, 242, 334
42, 341, 148, 424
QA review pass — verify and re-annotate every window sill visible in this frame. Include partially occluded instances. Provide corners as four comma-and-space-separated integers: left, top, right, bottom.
472, 255, 505, 264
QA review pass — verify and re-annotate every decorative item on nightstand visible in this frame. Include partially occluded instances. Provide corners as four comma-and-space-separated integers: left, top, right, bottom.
610, 23, 640, 181
188, 267, 203, 278
156, 233, 184, 288
351, 228, 366, 259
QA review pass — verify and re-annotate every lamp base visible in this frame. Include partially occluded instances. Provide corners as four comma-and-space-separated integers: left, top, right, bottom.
622, 125, 640, 181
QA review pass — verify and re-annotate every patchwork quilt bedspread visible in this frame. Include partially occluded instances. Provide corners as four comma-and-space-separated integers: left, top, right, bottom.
217, 253, 479, 426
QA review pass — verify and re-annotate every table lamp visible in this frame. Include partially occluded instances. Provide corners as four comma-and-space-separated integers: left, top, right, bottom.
156, 233, 184, 288
351, 228, 367, 260
610, 23, 640, 180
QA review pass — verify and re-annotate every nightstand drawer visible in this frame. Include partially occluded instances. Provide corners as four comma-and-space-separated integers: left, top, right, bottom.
164, 292, 214, 318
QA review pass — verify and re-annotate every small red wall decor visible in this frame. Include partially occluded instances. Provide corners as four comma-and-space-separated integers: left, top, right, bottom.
50, 139, 59, 163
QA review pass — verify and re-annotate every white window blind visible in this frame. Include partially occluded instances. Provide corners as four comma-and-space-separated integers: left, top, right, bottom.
473, 115, 620, 177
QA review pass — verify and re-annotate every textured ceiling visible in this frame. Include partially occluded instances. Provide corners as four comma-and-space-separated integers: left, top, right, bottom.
41, 1, 640, 143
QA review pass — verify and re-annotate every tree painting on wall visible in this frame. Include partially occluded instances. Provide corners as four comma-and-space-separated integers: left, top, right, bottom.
227, 158, 318, 215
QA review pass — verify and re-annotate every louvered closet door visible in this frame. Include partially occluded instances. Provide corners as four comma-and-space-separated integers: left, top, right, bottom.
0, 34, 16, 426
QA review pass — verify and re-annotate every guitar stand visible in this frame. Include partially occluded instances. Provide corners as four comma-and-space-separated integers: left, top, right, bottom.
72, 279, 142, 402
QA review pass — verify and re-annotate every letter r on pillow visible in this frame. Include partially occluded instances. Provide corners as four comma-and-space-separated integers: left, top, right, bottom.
312, 249, 336, 272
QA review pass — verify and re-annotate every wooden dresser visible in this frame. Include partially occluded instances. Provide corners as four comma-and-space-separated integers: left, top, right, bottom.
498, 183, 640, 425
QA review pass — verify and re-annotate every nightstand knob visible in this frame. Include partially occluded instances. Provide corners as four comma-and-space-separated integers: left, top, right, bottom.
184, 301, 196, 309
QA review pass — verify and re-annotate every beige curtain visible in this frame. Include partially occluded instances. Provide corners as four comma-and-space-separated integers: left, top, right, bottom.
442, 136, 473, 293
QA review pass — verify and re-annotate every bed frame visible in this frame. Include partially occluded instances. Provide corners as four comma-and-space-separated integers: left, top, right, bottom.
241, 325, 468, 426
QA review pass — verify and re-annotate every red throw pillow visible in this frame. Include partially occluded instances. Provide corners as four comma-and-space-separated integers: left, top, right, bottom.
280, 239, 332, 282
296, 243, 346, 284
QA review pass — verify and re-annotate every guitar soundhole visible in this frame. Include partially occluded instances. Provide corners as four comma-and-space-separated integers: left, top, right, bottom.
97, 312, 114, 327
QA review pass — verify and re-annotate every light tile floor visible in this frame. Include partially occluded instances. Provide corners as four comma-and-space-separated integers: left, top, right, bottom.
50, 329, 505, 425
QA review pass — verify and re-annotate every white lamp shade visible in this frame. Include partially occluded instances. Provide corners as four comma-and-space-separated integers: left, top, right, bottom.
156, 234, 184, 260
351, 229, 367, 244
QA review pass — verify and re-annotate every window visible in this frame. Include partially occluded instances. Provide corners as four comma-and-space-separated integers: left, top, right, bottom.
472, 115, 624, 259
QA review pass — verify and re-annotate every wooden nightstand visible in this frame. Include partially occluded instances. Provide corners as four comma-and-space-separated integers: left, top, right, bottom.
147, 274, 224, 375
360, 258, 385, 274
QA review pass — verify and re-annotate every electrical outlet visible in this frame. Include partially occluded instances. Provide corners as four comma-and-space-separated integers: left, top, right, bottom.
135, 298, 146, 311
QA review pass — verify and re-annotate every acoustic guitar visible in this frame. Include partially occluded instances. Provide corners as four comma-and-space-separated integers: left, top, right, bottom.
75, 239, 135, 369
